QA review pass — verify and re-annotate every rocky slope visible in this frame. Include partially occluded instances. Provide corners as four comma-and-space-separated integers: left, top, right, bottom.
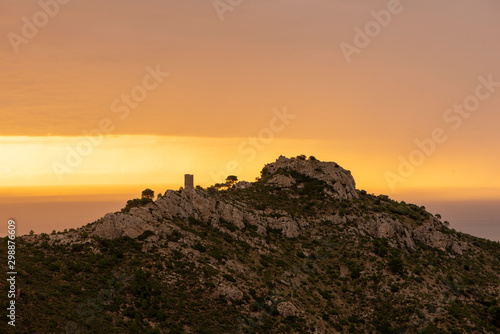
2, 155, 500, 334
90, 156, 468, 253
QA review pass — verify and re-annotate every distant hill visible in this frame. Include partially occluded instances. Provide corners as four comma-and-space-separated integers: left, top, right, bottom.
2, 155, 500, 333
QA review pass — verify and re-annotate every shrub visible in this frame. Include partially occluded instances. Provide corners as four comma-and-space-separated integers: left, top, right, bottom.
388, 257, 404, 275
219, 217, 237, 232
488, 305, 500, 327
193, 242, 206, 253
223, 274, 236, 282
137, 230, 154, 241
122, 198, 153, 213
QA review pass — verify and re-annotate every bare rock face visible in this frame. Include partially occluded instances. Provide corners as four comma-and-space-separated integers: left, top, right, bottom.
263, 155, 359, 200
362, 214, 415, 248
215, 284, 243, 301
267, 174, 296, 188
267, 216, 300, 238
233, 181, 253, 189
413, 218, 469, 254
355, 214, 468, 254
91, 188, 302, 239
93, 213, 155, 239
277, 301, 299, 318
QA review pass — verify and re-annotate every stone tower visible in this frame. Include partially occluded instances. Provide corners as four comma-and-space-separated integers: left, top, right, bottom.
184, 174, 194, 190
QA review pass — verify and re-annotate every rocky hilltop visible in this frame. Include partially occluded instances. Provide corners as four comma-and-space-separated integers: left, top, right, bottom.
90, 155, 467, 253
262, 155, 359, 199
5, 155, 500, 334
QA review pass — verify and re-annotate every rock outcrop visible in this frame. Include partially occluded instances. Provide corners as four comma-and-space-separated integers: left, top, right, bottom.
93, 213, 154, 239
89, 155, 468, 255
262, 155, 359, 199
91, 188, 304, 239
277, 301, 300, 318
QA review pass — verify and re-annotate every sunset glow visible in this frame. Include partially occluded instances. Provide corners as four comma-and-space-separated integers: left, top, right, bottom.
1, 134, 500, 200
1, 0, 499, 237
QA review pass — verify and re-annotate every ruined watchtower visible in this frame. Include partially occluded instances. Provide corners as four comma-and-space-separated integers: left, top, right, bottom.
184, 174, 194, 190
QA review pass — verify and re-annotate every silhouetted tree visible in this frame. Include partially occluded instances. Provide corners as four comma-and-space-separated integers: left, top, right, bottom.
225, 175, 238, 187
141, 188, 155, 199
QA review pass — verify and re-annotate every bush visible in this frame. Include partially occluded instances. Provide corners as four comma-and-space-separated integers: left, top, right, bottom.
388, 257, 404, 275
219, 217, 237, 232
122, 198, 153, 213
373, 238, 389, 257
192, 242, 206, 253
137, 230, 154, 241
488, 305, 500, 327
222, 274, 236, 282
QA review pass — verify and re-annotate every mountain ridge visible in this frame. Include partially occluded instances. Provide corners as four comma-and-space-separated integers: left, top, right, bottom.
4, 155, 500, 333
85, 155, 468, 254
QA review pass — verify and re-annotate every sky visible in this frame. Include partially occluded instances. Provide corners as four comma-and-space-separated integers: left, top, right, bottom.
1, 0, 499, 239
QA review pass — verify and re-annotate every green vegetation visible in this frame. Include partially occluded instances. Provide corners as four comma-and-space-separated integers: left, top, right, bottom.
141, 188, 155, 200
3, 159, 500, 333
121, 197, 153, 213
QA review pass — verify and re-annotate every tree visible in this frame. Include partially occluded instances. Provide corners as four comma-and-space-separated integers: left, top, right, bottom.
435, 213, 442, 220
225, 175, 238, 187
29, 230, 35, 236
141, 188, 155, 199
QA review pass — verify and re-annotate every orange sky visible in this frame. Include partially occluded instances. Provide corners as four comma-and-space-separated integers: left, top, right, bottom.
1, 0, 500, 204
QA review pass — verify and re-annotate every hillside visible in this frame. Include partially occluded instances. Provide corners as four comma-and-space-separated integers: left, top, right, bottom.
2, 155, 500, 333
